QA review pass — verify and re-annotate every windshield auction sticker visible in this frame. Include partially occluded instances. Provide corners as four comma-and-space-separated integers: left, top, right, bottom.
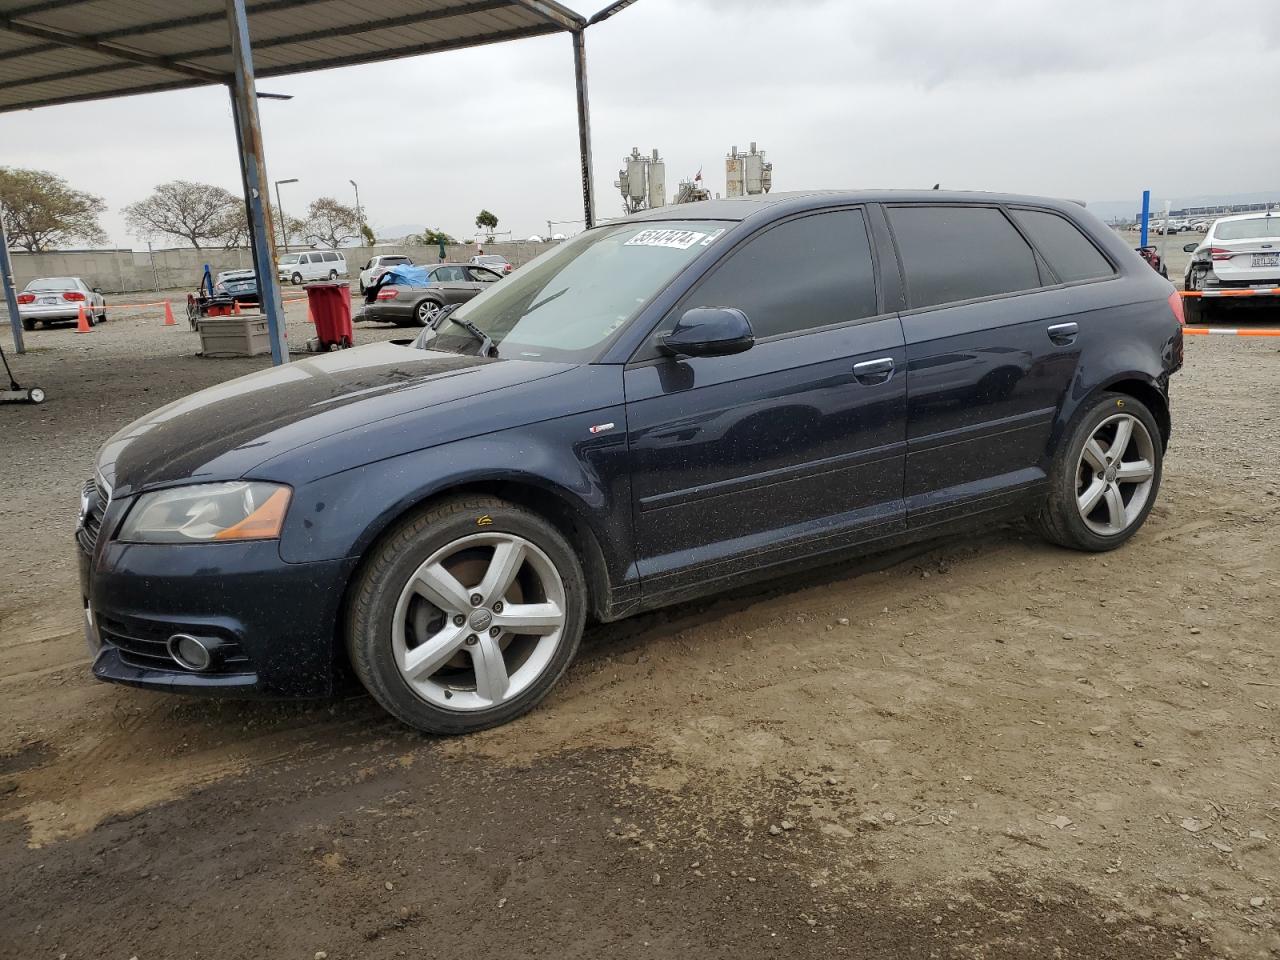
625, 228, 710, 250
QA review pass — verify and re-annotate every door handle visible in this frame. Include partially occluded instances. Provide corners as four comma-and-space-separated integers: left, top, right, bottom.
853, 357, 895, 385
1047, 321, 1079, 345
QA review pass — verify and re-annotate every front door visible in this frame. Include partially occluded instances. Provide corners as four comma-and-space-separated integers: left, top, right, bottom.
624, 208, 908, 604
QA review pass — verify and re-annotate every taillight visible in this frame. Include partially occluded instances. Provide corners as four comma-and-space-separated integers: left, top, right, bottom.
62, 291, 86, 302
1168, 290, 1185, 325
16, 293, 35, 304
1209, 247, 1233, 261
375, 286, 399, 300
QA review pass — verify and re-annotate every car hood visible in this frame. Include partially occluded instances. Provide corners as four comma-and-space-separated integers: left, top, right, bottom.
97, 341, 574, 497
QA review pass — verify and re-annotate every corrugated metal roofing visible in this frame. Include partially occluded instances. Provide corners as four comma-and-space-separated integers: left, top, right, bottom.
0, 0, 584, 113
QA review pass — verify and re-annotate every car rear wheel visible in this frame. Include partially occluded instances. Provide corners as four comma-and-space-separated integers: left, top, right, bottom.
1033, 392, 1162, 551
346, 496, 586, 735
328, 269, 338, 280
21, 318, 34, 332
415, 300, 443, 326
291, 272, 303, 285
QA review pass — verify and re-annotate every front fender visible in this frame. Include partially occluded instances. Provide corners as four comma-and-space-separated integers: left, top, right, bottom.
277, 401, 634, 588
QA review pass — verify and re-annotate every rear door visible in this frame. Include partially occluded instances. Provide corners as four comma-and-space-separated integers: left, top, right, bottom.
624, 208, 908, 600
887, 204, 1108, 527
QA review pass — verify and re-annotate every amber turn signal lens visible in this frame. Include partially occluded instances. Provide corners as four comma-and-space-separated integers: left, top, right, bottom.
213, 488, 292, 541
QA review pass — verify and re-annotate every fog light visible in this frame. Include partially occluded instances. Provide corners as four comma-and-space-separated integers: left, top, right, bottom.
167, 633, 215, 671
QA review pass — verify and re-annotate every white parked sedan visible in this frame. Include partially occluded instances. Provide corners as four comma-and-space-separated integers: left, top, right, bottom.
17, 276, 106, 330
1183, 213, 1280, 291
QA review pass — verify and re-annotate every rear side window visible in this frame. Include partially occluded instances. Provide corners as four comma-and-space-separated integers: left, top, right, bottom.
681, 209, 878, 339
323, 252, 340, 262
1010, 209, 1113, 283
888, 206, 1040, 309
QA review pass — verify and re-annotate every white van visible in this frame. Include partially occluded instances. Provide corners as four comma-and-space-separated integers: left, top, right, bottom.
277, 250, 348, 284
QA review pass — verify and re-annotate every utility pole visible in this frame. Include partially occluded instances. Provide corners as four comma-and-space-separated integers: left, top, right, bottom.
349, 179, 363, 235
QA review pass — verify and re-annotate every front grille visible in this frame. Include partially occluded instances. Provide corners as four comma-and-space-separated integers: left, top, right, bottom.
98, 615, 251, 674
76, 477, 108, 553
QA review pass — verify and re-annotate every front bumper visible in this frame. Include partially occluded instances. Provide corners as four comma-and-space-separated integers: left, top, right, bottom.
80, 535, 357, 698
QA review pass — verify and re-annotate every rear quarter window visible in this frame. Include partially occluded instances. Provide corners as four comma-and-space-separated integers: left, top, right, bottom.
1009, 209, 1114, 283
888, 205, 1041, 309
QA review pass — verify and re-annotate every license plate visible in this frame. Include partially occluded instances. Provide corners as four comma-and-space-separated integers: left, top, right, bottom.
39, 296, 57, 305
1252, 253, 1279, 268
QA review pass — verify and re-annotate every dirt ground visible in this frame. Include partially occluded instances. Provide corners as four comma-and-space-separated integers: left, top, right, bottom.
1, 294, 1278, 960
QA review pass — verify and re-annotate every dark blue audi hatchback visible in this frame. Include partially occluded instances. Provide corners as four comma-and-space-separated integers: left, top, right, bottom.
79, 191, 1184, 734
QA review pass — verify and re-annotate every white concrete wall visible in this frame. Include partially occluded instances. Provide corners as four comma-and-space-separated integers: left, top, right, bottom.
7, 241, 556, 294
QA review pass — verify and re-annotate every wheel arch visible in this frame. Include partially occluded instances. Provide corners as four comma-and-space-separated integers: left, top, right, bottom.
1098, 375, 1171, 449
336, 475, 616, 639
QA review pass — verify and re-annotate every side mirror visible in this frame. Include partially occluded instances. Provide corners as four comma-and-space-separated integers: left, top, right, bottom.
92, 287, 103, 294
660, 307, 754, 358
1182, 242, 1198, 253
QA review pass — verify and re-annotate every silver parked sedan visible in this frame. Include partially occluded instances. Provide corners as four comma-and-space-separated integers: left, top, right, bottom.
17, 277, 106, 330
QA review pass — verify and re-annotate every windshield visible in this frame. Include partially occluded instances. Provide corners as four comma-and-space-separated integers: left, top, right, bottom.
278, 254, 301, 264
27, 277, 76, 291
424, 220, 728, 362
1215, 216, 1280, 241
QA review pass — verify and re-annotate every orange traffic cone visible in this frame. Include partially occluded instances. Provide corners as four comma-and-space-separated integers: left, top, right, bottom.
232, 299, 241, 316
75, 303, 92, 333
163, 300, 176, 326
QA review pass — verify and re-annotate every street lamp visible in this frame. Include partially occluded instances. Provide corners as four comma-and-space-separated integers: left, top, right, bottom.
274, 178, 299, 252
349, 179, 364, 239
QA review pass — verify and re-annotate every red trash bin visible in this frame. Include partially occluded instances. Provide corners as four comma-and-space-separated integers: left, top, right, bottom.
304, 282, 353, 349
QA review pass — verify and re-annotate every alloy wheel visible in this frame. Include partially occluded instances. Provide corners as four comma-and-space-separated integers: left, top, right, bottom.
417, 301, 441, 325
1075, 413, 1156, 536
391, 533, 567, 712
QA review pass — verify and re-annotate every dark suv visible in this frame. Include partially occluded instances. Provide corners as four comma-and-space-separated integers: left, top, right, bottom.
79, 191, 1184, 734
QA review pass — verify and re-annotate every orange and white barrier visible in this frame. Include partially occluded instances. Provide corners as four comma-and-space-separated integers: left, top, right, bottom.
1180, 287, 1280, 299
1184, 327, 1280, 337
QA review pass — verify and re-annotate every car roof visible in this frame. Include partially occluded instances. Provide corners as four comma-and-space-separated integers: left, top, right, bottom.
623, 189, 1092, 223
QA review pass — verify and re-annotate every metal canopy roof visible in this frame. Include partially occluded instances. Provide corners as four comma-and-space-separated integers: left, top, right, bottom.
0, 0, 590, 113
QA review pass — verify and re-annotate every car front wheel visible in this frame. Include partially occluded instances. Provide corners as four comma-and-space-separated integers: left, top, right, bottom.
291, 272, 303, 285
347, 496, 586, 735
1034, 392, 1163, 551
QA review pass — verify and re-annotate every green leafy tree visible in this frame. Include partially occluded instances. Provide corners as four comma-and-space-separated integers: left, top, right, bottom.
123, 180, 244, 250
299, 197, 361, 249
360, 222, 376, 245
413, 227, 456, 245
0, 166, 108, 252
474, 208, 498, 241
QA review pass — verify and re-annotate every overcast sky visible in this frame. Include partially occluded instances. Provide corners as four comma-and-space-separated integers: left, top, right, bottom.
3, 0, 1278, 247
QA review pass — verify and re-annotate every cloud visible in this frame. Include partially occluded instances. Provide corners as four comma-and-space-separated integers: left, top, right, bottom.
2, 0, 1277, 246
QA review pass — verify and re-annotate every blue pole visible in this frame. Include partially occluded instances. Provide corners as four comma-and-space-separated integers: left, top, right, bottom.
1139, 190, 1150, 247
225, 0, 288, 364
0, 212, 24, 354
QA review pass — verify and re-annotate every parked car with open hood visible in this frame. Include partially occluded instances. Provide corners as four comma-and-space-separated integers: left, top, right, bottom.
79, 190, 1183, 736
361, 262, 503, 326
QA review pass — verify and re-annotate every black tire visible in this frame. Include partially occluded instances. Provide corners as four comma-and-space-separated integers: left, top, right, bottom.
328, 269, 338, 280
346, 495, 587, 735
21, 318, 34, 332
1033, 392, 1163, 552
291, 272, 303, 285
358, 280, 366, 295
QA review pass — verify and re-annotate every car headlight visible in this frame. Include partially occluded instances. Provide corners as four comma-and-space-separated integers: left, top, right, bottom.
119, 482, 291, 544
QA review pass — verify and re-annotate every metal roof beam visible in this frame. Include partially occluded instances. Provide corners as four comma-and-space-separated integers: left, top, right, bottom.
0, 15, 230, 82
0, 0, 337, 62
587, 0, 638, 26
0, 0, 516, 91
508, 0, 585, 31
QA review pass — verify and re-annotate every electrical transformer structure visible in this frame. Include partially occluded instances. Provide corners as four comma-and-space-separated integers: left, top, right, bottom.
725, 142, 772, 198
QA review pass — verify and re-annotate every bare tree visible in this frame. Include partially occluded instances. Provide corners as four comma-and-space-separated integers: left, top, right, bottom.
123, 180, 243, 250
0, 166, 108, 252
299, 197, 361, 249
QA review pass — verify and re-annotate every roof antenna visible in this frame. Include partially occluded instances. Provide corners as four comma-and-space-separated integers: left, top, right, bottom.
932, 183, 940, 190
